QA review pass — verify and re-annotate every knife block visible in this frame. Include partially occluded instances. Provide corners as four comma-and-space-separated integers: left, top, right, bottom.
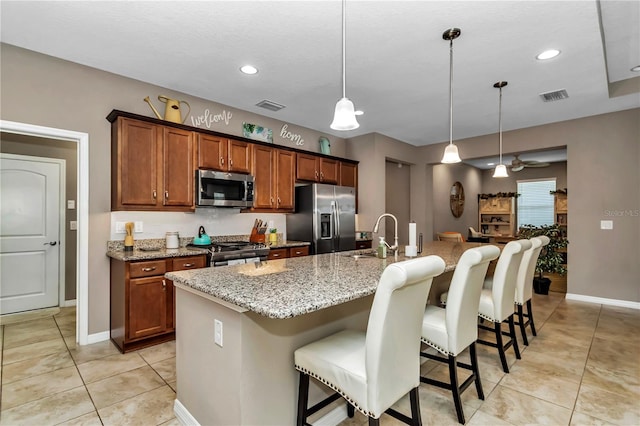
250, 228, 266, 243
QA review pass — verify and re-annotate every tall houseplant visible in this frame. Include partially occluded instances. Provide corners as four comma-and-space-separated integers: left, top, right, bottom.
518, 223, 568, 294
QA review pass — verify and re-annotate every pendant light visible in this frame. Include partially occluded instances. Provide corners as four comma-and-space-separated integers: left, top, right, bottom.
441, 28, 462, 164
330, 0, 359, 131
492, 81, 509, 178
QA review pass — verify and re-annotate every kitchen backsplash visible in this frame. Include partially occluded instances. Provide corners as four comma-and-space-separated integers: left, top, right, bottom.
109, 209, 287, 241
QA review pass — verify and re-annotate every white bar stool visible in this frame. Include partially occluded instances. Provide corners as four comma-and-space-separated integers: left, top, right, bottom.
477, 239, 532, 372
294, 255, 446, 426
420, 245, 500, 424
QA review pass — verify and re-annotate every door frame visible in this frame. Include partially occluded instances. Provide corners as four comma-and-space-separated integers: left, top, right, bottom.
1, 153, 67, 309
1, 120, 89, 346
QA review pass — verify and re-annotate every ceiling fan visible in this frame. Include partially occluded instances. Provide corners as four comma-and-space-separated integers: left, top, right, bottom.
510, 154, 550, 172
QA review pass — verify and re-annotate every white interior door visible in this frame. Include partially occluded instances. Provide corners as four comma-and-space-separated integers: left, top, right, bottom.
1, 154, 61, 314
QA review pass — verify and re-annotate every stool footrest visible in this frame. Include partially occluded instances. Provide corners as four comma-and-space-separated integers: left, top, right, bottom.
306, 392, 342, 417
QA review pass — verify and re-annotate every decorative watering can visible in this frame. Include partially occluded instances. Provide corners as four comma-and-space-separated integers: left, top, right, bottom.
143, 95, 191, 124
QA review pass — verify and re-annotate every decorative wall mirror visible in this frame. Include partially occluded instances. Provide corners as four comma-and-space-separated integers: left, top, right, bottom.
450, 181, 465, 218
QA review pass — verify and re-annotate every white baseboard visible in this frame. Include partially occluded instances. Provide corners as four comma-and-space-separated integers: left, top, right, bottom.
566, 293, 640, 310
314, 403, 349, 426
174, 399, 200, 426
86, 330, 110, 344
61, 299, 77, 307
172, 397, 347, 426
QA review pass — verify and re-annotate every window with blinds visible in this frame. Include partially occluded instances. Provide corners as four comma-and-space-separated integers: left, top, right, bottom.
517, 178, 556, 229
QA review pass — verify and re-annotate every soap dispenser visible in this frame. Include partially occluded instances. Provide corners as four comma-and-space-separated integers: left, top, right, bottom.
377, 237, 387, 259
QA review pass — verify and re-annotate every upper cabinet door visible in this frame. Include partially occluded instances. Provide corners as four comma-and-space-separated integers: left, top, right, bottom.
115, 118, 161, 208
252, 145, 275, 209
275, 149, 295, 210
319, 158, 338, 184
296, 153, 319, 182
163, 127, 195, 207
228, 139, 252, 174
339, 162, 357, 188
198, 134, 227, 171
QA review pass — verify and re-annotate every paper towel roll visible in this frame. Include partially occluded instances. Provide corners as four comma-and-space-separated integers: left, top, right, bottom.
409, 222, 416, 247
405, 245, 417, 257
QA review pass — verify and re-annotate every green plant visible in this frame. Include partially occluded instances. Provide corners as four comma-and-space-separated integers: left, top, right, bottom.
518, 223, 568, 279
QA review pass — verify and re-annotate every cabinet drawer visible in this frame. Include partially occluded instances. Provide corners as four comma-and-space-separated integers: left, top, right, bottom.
268, 248, 288, 260
130, 260, 167, 278
172, 255, 206, 271
289, 246, 309, 257
355, 240, 372, 250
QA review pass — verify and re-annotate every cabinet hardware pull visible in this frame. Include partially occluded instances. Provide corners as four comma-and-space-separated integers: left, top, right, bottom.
270, 197, 274, 205
220, 157, 224, 165
142, 266, 157, 272
229, 159, 233, 167
273, 253, 280, 257
153, 190, 157, 199
320, 172, 324, 180
277, 197, 281, 204
294, 251, 301, 255
183, 263, 195, 267
162, 279, 166, 290
315, 170, 319, 178
165, 191, 169, 199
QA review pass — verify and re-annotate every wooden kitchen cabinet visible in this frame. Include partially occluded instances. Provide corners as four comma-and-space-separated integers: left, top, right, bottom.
251, 145, 295, 211
267, 245, 309, 260
339, 161, 358, 188
111, 117, 195, 211
198, 134, 251, 174
296, 153, 339, 184
110, 254, 206, 353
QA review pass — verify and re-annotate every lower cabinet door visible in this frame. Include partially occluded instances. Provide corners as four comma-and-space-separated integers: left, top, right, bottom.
128, 276, 168, 340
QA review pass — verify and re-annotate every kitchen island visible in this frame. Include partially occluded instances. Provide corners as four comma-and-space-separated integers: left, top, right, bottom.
166, 241, 487, 425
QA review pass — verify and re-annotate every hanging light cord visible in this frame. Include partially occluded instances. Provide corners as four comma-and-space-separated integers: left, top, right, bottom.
448, 37, 454, 146
498, 86, 503, 164
341, 0, 346, 99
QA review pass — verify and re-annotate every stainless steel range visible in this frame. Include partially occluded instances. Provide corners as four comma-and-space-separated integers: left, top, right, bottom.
188, 241, 270, 267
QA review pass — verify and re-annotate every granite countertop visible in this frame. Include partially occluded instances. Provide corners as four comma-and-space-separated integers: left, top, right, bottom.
268, 240, 310, 249
166, 241, 489, 319
106, 246, 208, 262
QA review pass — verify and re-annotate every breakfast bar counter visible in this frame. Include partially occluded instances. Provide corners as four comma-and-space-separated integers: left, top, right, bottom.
166, 242, 487, 425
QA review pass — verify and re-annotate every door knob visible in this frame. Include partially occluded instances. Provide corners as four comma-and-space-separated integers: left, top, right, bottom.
44, 241, 57, 246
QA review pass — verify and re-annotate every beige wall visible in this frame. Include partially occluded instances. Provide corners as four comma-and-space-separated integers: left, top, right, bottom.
1, 134, 78, 300
384, 160, 411, 245
0, 44, 347, 334
432, 163, 482, 239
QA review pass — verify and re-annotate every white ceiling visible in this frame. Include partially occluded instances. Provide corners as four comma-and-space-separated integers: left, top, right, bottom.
1, 1, 639, 150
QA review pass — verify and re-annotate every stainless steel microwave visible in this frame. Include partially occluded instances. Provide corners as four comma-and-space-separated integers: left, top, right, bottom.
196, 170, 254, 208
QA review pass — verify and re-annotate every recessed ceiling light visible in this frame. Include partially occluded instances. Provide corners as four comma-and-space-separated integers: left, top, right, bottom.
631, 65, 640, 72
536, 49, 561, 60
240, 65, 258, 75
354, 110, 364, 116
487, 162, 495, 166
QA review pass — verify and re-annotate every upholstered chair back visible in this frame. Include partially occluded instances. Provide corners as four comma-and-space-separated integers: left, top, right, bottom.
444, 245, 500, 356
365, 255, 446, 416
515, 236, 550, 304
488, 240, 532, 321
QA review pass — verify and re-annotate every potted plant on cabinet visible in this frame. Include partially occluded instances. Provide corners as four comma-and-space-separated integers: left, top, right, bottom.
518, 223, 568, 294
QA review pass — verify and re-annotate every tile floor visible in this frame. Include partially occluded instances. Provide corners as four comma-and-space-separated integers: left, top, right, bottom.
1, 293, 638, 425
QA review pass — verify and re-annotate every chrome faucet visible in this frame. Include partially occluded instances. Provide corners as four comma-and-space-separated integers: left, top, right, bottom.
372, 213, 399, 254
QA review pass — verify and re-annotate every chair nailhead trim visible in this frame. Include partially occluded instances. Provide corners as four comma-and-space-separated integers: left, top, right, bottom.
294, 365, 376, 418
420, 338, 454, 356
478, 313, 498, 322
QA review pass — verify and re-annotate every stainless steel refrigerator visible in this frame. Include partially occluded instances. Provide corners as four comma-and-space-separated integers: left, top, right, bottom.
286, 184, 356, 254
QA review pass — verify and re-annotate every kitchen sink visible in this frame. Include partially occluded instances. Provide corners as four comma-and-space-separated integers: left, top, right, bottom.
339, 250, 379, 259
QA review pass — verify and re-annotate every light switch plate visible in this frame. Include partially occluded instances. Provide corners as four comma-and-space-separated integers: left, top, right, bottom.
214, 319, 223, 347
67, 200, 75, 209
134, 221, 143, 233
600, 220, 613, 230
70, 221, 77, 230
115, 222, 126, 233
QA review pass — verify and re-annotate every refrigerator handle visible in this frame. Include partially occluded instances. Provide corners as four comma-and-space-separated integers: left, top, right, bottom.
335, 201, 341, 239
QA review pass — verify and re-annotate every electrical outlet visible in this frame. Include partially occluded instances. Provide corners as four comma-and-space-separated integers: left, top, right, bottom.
600, 220, 613, 230
134, 221, 143, 233
70, 221, 77, 230
214, 319, 223, 347
115, 222, 126, 233
67, 200, 75, 209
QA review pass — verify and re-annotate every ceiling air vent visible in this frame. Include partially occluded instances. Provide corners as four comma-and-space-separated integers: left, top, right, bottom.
539, 89, 569, 102
256, 99, 286, 112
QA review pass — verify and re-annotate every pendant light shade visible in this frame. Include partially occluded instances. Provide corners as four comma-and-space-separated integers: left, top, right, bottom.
330, 0, 359, 131
441, 28, 462, 164
492, 81, 509, 178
